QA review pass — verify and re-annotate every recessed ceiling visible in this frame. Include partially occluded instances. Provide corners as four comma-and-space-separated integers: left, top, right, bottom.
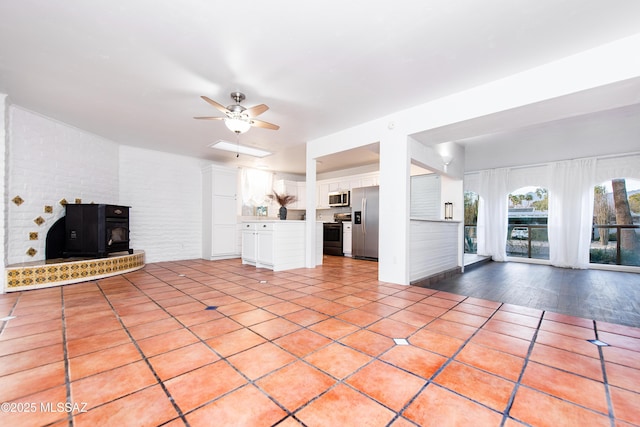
1, 1, 639, 174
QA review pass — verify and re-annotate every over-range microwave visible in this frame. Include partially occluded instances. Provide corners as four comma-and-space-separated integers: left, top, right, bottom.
328, 191, 350, 207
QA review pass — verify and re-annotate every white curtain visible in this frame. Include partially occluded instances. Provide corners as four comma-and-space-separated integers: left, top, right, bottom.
241, 168, 274, 206
477, 168, 509, 261
548, 159, 596, 268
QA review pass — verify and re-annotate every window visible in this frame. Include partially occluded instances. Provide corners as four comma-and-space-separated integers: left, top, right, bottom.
464, 191, 479, 254
590, 178, 640, 266
506, 186, 549, 259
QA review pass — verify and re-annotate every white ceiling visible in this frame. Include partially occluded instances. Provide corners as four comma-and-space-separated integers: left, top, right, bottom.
1, 0, 640, 174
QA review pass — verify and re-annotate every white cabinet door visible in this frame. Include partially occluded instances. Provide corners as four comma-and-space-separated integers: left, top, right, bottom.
213, 168, 238, 197
317, 182, 330, 208
256, 231, 274, 266
241, 229, 256, 263
213, 225, 238, 256
296, 182, 306, 210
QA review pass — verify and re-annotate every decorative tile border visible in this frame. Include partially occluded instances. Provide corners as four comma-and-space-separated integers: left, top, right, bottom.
4, 251, 145, 292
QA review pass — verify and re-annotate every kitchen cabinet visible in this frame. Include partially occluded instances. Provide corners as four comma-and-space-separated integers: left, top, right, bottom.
316, 171, 379, 208
203, 165, 239, 260
275, 179, 306, 209
342, 221, 352, 257
241, 221, 306, 271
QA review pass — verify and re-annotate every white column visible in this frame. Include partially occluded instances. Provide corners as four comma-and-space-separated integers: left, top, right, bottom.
378, 131, 410, 285
305, 154, 317, 268
1, 94, 8, 293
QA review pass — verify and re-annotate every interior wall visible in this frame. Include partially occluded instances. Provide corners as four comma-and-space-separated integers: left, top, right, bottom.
119, 145, 206, 263
6, 107, 119, 265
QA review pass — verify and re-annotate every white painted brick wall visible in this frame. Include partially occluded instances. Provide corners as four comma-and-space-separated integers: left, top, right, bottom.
7, 107, 119, 265
1, 95, 7, 274
119, 145, 206, 263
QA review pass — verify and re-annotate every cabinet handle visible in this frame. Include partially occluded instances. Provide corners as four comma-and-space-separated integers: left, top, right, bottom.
263, 224, 267, 228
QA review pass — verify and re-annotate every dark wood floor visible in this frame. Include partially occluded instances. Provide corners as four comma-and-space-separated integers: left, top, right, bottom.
417, 261, 640, 328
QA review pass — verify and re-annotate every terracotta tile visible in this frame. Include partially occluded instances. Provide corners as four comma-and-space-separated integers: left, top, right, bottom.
381, 345, 447, 379
305, 342, 372, 379
598, 331, 640, 352
483, 318, 537, 341
339, 329, 395, 357
137, 328, 199, 357
165, 301, 207, 316
610, 386, 640, 425
206, 329, 266, 357
296, 383, 395, 427
470, 329, 531, 358
358, 301, 401, 317
388, 309, 435, 328
227, 342, 296, 380
499, 303, 543, 318
115, 301, 158, 316
312, 300, 351, 316
174, 308, 223, 326
388, 417, 418, 427
274, 329, 332, 357
0, 384, 68, 427
283, 308, 329, 326
333, 295, 370, 308
433, 291, 466, 302
434, 361, 515, 411
230, 308, 278, 326
597, 321, 640, 339
127, 318, 182, 341
189, 317, 243, 340
0, 330, 63, 357
164, 360, 247, 413
74, 385, 178, 427
452, 302, 497, 317
529, 343, 603, 381
602, 345, 640, 370
263, 301, 304, 315
0, 318, 63, 340
535, 329, 600, 358
67, 328, 132, 358
440, 310, 488, 327
256, 361, 335, 411
336, 308, 382, 327
522, 362, 608, 413
69, 342, 141, 380
215, 301, 257, 316
510, 386, 610, 427
492, 310, 541, 328
606, 362, 640, 394
0, 361, 66, 402
425, 318, 477, 340
149, 342, 220, 380
120, 308, 171, 327
456, 343, 525, 381
404, 384, 503, 426
405, 301, 449, 317
71, 361, 157, 410
308, 318, 359, 340
346, 360, 426, 410
367, 318, 419, 339
186, 384, 286, 427
544, 312, 595, 328
540, 319, 595, 340
290, 295, 327, 307
0, 343, 64, 377
249, 317, 301, 340
421, 296, 459, 309
410, 328, 465, 357
394, 290, 428, 302
377, 295, 416, 309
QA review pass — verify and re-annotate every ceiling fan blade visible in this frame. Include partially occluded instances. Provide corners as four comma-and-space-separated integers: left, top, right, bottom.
245, 104, 269, 117
200, 96, 230, 114
193, 116, 225, 120
250, 119, 280, 130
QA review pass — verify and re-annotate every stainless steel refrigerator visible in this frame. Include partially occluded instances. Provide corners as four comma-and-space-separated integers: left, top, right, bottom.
351, 186, 379, 260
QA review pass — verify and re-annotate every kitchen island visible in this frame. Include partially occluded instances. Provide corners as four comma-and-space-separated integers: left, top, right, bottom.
241, 220, 322, 271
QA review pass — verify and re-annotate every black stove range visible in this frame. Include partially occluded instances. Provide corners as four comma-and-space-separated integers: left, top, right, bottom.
323, 213, 351, 256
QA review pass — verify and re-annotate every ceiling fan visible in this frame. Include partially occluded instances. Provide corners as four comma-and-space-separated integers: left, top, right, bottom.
194, 92, 279, 134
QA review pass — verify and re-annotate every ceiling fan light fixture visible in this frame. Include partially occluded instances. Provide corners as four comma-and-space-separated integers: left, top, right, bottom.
224, 117, 252, 134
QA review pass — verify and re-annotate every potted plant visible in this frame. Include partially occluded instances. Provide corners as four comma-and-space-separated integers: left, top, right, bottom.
268, 191, 297, 220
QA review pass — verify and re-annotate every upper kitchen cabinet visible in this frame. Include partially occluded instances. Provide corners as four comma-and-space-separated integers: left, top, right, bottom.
203, 165, 240, 260
316, 171, 379, 208
274, 179, 306, 209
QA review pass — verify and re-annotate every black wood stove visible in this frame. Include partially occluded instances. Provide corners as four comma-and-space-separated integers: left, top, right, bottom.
63, 204, 132, 258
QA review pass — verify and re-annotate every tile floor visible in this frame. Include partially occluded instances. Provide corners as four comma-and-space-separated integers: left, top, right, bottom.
0, 256, 639, 427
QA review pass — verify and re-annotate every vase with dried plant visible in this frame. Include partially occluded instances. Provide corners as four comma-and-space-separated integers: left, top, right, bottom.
267, 191, 297, 220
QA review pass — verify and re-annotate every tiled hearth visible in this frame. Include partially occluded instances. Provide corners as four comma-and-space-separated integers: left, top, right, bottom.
0, 256, 638, 426
4, 251, 145, 292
